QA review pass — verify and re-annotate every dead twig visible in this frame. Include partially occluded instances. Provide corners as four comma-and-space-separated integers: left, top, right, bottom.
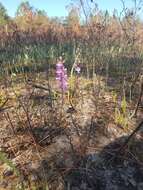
0, 98, 9, 111
4, 112, 16, 135
130, 72, 140, 100
118, 120, 143, 153
130, 82, 143, 118
32, 84, 50, 92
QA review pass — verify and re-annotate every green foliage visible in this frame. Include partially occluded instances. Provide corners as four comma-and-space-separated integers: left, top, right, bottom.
68, 75, 76, 93
112, 91, 117, 103
0, 92, 5, 106
65, 6, 80, 27
16, 1, 33, 17
36, 9, 47, 17
0, 2, 9, 25
115, 107, 128, 128
0, 151, 19, 176
114, 93, 129, 128
121, 95, 127, 115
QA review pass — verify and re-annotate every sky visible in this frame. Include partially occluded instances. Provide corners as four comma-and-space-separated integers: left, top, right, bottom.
0, 0, 71, 17
0, 0, 141, 18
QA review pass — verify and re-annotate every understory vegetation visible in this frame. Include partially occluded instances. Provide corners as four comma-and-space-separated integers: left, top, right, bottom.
0, 0, 143, 189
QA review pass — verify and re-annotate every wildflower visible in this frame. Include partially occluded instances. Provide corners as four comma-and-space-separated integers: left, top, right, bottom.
73, 47, 81, 74
56, 57, 68, 91
11, 73, 17, 77
74, 64, 81, 74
